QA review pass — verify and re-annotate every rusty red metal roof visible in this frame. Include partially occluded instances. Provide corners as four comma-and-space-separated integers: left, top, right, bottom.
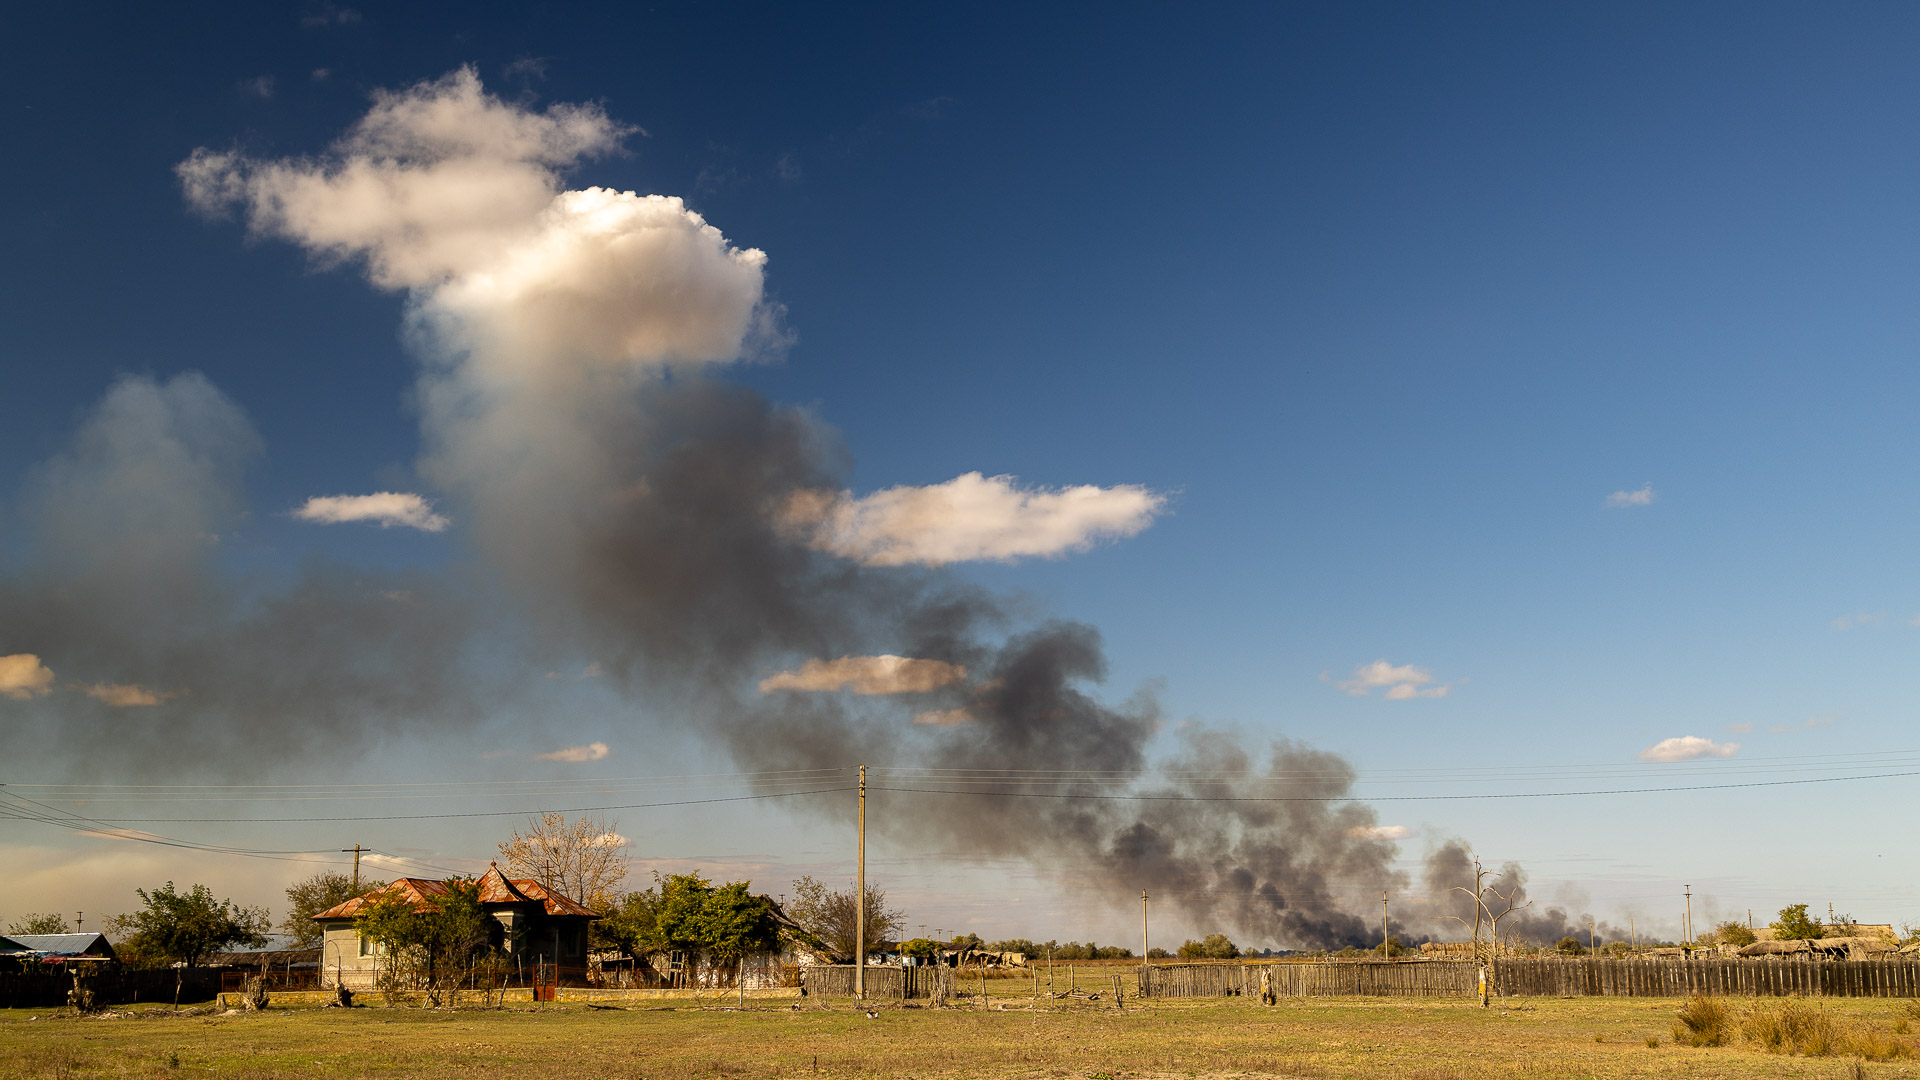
311, 878, 453, 921
507, 877, 600, 918
311, 865, 600, 921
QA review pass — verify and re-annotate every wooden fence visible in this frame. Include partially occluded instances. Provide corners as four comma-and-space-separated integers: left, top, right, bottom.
0, 968, 222, 1009
1136, 959, 1920, 1000
801, 965, 955, 999
1493, 957, 1920, 998
1140, 961, 1476, 999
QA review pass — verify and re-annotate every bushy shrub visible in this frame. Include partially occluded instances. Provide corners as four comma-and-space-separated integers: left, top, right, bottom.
1673, 994, 1733, 1046
1734, 1000, 1911, 1059
1714, 921, 1757, 947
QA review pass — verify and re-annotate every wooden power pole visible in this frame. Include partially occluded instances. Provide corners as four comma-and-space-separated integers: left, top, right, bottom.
1382, 891, 1390, 952
341, 845, 363, 890
1141, 891, 1149, 961
855, 764, 867, 999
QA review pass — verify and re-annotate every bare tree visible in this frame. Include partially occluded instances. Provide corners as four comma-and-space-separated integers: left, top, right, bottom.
786, 876, 903, 961
1435, 853, 1532, 1006
497, 813, 630, 913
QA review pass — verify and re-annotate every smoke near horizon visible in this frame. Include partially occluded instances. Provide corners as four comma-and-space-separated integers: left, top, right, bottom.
0, 68, 1606, 951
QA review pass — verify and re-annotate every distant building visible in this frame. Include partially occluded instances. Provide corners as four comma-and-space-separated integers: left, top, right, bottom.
311, 863, 597, 990
0, 933, 116, 970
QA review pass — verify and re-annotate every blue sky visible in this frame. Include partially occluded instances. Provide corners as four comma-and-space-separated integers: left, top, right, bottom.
2, 2, 1916, 945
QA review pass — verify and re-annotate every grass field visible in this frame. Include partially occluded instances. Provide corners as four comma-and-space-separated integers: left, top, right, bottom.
4, 984, 1917, 1080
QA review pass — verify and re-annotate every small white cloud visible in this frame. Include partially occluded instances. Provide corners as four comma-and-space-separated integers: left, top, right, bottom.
301, 3, 361, 27
759, 655, 967, 695
1334, 660, 1450, 699
588, 831, 630, 848
1831, 612, 1882, 631
1606, 484, 1655, 508
311, 68, 332, 82
778, 472, 1166, 567
0, 654, 56, 700
1348, 825, 1412, 840
295, 492, 450, 532
1727, 721, 1753, 734
239, 75, 275, 99
79, 682, 172, 707
913, 708, 977, 726
537, 742, 610, 762
1770, 711, 1839, 734
1637, 735, 1740, 762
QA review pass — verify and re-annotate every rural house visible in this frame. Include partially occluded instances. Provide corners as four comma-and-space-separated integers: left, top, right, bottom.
312, 863, 598, 989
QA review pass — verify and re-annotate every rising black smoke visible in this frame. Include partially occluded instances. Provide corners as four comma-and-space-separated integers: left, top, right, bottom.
0, 69, 1611, 951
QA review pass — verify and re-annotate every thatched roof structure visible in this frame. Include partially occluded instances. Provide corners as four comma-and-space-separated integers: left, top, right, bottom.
1738, 939, 1809, 956
1739, 936, 1898, 958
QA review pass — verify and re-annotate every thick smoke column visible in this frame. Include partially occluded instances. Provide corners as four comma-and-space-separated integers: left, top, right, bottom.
0, 374, 480, 769
0, 68, 1602, 949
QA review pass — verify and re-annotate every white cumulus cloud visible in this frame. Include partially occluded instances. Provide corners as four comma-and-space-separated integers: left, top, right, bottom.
1637, 735, 1740, 762
0, 654, 56, 700
295, 492, 450, 531
1606, 483, 1655, 508
758, 655, 966, 695
913, 708, 977, 726
537, 741, 610, 762
179, 67, 769, 378
779, 472, 1166, 567
1334, 660, 1450, 699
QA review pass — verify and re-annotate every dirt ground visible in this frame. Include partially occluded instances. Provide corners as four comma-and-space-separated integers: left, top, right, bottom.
3, 990, 1916, 1079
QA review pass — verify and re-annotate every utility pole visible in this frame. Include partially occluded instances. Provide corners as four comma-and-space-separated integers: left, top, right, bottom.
1683, 885, 1693, 953
1382, 891, 1390, 953
1141, 891, 1149, 962
855, 764, 867, 999
75, 912, 82, 933
1587, 915, 1595, 953
341, 845, 363, 890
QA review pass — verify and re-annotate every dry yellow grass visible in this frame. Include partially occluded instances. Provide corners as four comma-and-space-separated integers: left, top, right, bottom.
3, 989, 1917, 1079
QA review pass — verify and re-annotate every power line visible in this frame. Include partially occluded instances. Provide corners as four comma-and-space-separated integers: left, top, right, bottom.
26, 785, 858, 823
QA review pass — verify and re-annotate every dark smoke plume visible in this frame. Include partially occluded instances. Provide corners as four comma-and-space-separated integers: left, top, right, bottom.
0, 69, 1612, 951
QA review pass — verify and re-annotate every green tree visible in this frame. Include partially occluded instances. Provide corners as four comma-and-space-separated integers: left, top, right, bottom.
1770, 904, 1825, 941
1178, 933, 1239, 959
1376, 935, 1406, 957
1555, 936, 1585, 956
949, 932, 985, 951
900, 937, 940, 960
354, 878, 494, 1006
691, 882, 780, 962
596, 886, 664, 955
110, 882, 268, 967
6, 913, 70, 935
1714, 921, 1756, 947
281, 871, 384, 948
986, 938, 1039, 957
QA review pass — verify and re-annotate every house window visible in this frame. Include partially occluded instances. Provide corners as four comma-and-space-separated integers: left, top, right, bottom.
358, 933, 385, 957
